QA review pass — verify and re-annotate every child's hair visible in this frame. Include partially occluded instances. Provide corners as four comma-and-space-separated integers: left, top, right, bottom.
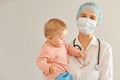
44, 18, 67, 37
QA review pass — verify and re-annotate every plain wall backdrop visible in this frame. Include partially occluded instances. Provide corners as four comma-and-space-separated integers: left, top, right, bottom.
0, 0, 120, 80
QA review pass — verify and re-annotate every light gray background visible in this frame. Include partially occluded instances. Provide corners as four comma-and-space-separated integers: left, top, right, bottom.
0, 0, 120, 80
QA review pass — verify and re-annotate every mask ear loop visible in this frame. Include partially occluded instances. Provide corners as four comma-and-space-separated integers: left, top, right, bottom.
96, 22, 99, 26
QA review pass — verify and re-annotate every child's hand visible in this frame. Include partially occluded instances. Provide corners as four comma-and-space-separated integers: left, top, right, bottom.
49, 64, 56, 74
77, 51, 86, 58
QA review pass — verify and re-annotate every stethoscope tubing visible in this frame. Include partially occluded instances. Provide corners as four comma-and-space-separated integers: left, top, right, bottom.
73, 38, 100, 70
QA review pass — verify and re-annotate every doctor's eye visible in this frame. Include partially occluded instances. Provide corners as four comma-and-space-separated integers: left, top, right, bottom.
90, 15, 97, 20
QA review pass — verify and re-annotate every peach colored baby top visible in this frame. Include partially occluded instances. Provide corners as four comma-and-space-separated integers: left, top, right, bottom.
36, 42, 79, 79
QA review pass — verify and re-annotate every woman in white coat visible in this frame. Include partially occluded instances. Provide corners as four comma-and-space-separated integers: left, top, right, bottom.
68, 2, 113, 80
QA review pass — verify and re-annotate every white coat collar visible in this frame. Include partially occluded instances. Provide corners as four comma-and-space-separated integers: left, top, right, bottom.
74, 35, 98, 49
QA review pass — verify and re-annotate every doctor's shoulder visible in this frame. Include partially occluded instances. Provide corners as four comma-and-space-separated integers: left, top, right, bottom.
99, 39, 113, 61
99, 40, 112, 52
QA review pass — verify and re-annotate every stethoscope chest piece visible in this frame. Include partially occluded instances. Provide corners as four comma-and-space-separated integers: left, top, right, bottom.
95, 64, 99, 71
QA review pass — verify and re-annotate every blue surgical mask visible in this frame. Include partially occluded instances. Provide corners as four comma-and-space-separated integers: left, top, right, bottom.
77, 18, 97, 35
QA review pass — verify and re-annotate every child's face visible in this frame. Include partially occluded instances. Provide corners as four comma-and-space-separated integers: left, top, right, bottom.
49, 29, 67, 47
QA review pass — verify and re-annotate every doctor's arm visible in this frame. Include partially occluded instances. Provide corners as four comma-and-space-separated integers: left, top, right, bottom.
100, 44, 113, 80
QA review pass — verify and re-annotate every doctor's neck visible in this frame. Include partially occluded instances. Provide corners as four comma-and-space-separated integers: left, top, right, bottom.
78, 32, 94, 50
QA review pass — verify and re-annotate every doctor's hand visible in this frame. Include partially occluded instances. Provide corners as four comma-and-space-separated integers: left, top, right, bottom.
49, 64, 56, 74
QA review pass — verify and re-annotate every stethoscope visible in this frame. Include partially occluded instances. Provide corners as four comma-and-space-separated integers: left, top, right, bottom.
73, 38, 100, 71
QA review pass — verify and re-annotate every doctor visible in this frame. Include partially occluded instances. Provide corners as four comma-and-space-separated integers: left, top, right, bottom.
68, 2, 113, 80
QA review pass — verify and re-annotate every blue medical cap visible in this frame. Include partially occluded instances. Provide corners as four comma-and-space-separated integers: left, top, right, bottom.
76, 2, 103, 26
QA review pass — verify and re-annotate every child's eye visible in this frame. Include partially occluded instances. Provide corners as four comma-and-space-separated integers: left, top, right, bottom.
60, 38, 65, 41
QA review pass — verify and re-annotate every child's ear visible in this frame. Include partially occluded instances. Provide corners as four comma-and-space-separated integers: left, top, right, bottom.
47, 36, 53, 40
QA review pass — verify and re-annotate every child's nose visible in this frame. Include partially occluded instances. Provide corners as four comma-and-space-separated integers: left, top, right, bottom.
63, 39, 65, 42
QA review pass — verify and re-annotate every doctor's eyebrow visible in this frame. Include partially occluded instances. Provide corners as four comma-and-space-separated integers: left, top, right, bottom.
79, 13, 87, 17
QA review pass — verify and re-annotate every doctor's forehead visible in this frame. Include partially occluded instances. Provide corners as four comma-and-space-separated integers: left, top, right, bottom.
79, 10, 97, 17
